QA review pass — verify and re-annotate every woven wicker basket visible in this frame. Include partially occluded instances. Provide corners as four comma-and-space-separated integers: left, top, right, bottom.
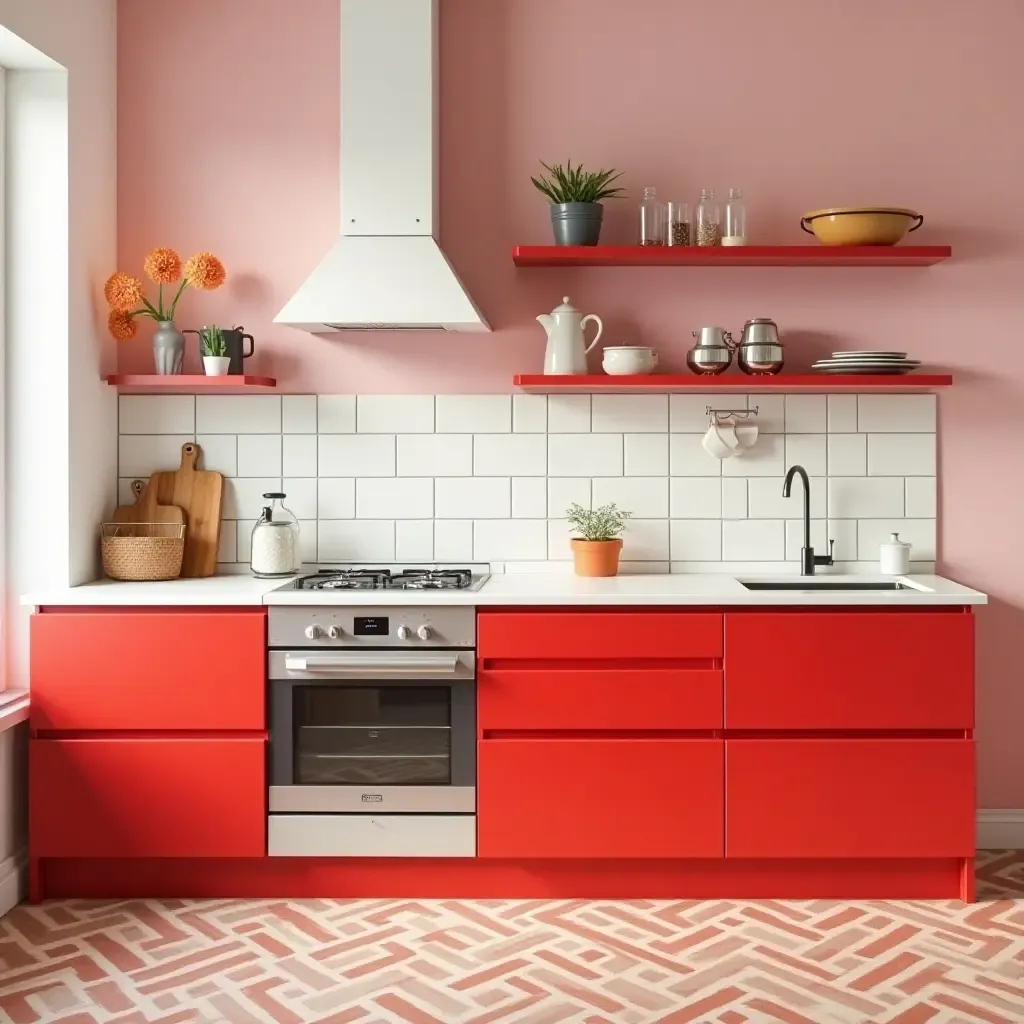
101, 523, 186, 581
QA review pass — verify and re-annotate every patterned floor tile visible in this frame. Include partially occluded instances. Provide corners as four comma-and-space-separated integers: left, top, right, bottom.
0, 852, 1023, 1023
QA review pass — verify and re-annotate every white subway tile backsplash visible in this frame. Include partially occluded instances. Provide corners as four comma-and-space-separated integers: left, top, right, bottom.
357, 478, 433, 519
547, 395, 590, 432
785, 395, 827, 433
283, 434, 318, 477
624, 434, 668, 476
395, 520, 435, 561
513, 394, 547, 433
319, 520, 396, 562
721, 478, 748, 518
828, 477, 905, 519
475, 519, 546, 560
235, 520, 255, 563
753, 395, 785, 434
670, 520, 722, 561
867, 433, 936, 476
298, 520, 317, 563
828, 395, 858, 432
319, 434, 395, 476
436, 395, 510, 433
224, 478, 281, 520
592, 477, 668, 518
317, 478, 355, 518
474, 434, 547, 476
592, 395, 668, 433
785, 434, 826, 476
722, 435, 785, 476
905, 477, 937, 517
857, 518, 936, 560
670, 435, 720, 477
547, 519, 572, 560
358, 395, 434, 434
195, 435, 237, 476
396, 434, 472, 477
621, 519, 670, 560
119, 435, 195, 478
785, 519, 828, 561
548, 478, 591, 516
237, 434, 282, 477
670, 478, 722, 519
217, 520, 237, 564
827, 518, 859, 561
117, 478, 139, 505
434, 520, 473, 561
317, 395, 356, 433
748, 476, 825, 519
858, 394, 935, 433
282, 478, 318, 519
512, 478, 547, 518
548, 434, 622, 476
197, 395, 281, 434
119, 395, 194, 435
435, 477, 510, 518
723, 519, 786, 560
282, 395, 317, 433
827, 434, 866, 475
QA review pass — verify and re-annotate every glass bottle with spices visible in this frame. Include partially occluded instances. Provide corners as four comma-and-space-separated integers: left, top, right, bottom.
723, 188, 747, 246
696, 189, 721, 247
667, 201, 691, 246
639, 186, 666, 245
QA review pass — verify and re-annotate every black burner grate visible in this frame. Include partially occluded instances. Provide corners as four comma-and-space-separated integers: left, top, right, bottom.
293, 568, 474, 591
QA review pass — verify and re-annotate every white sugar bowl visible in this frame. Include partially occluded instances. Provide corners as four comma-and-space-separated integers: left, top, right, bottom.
602, 345, 658, 375
879, 532, 911, 575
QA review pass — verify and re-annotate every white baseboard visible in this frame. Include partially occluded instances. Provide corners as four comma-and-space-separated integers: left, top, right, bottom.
0, 848, 26, 916
977, 809, 1024, 850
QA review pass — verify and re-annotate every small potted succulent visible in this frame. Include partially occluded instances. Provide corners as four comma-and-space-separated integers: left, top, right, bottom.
531, 161, 624, 246
199, 325, 230, 376
566, 502, 631, 577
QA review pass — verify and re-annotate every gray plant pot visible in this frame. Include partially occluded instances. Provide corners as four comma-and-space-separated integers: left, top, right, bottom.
152, 320, 185, 375
550, 202, 604, 246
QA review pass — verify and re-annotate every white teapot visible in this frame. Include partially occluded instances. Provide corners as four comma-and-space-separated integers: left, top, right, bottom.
537, 296, 603, 375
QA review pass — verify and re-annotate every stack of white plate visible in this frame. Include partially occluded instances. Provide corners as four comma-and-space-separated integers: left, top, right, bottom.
811, 351, 921, 375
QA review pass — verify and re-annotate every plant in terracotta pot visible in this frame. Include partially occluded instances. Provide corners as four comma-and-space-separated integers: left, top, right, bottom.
531, 161, 624, 246
566, 502, 632, 577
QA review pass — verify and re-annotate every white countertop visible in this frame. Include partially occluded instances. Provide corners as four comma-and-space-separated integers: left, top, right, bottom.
23, 572, 987, 607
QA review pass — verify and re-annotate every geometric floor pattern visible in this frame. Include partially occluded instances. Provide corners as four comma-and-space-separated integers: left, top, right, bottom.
2, 852, 1024, 1023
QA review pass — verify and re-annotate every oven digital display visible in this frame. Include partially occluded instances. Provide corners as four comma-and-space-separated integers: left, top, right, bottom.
353, 616, 389, 636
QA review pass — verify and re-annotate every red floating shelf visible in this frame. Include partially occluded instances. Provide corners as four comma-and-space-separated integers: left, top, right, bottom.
512, 245, 951, 268
513, 374, 953, 394
106, 374, 277, 395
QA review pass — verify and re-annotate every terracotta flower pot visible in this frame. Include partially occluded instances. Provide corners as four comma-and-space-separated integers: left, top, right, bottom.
571, 538, 623, 577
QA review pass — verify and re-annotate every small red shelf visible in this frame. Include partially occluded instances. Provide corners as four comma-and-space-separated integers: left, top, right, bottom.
106, 374, 277, 395
513, 374, 952, 394
512, 245, 951, 268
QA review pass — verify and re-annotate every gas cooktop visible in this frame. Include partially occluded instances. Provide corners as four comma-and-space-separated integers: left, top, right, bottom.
287, 568, 489, 592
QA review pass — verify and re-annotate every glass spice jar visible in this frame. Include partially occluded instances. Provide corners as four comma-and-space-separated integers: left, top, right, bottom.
696, 188, 721, 247
667, 201, 691, 246
723, 187, 747, 246
639, 186, 666, 245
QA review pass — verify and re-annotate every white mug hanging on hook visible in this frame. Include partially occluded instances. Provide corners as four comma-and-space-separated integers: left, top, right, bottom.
538, 296, 603, 374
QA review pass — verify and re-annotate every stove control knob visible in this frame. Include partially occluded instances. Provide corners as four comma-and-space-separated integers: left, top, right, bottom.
305, 624, 323, 640
417, 625, 433, 640
396, 625, 411, 640
327, 625, 342, 640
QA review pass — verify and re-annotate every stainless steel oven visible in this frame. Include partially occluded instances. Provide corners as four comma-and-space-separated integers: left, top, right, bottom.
267, 605, 476, 857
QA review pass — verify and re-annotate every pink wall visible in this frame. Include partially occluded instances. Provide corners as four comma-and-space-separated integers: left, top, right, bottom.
119, 0, 1024, 805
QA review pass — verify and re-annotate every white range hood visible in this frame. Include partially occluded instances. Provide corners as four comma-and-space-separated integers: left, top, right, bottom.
275, 0, 490, 333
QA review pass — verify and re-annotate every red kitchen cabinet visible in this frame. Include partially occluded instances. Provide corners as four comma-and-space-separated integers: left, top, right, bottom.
726, 739, 974, 858
479, 668, 722, 731
30, 611, 265, 731
478, 611, 722, 661
30, 738, 265, 858
724, 612, 974, 729
478, 738, 723, 858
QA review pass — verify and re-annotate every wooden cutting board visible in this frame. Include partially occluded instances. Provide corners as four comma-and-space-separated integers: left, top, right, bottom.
112, 479, 186, 528
149, 442, 223, 577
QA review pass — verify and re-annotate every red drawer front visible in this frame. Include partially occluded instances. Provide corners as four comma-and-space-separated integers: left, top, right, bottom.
478, 611, 723, 661
30, 611, 266, 731
479, 669, 722, 731
478, 738, 723, 858
30, 738, 266, 858
725, 739, 974, 858
724, 612, 974, 729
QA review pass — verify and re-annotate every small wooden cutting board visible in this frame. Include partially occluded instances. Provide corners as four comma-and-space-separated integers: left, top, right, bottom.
149, 442, 224, 577
112, 480, 186, 528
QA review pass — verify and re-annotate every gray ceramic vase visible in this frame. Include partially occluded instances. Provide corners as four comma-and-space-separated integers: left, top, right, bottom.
152, 320, 185, 375
550, 202, 603, 246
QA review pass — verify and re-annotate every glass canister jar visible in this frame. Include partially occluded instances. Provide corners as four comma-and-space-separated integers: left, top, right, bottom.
250, 492, 301, 576
639, 186, 666, 245
667, 201, 691, 246
695, 188, 721, 247
723, 187, 747, 246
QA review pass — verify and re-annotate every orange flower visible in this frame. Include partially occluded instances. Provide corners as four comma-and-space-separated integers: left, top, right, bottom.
183, 251, 226, 291
104, 272, 143, 312
144, 247, 182, 284
108, 309, 138, 342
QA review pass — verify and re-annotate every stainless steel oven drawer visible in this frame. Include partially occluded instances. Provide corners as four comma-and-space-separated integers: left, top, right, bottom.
268, 814, 476, 857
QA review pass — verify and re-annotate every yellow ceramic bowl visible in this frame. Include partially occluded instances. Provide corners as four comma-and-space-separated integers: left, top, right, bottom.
800, 207, 924, 246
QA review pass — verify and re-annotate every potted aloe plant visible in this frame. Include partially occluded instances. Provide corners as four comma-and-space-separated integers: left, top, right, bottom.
566, 502, 631, 577
199, 325, 230, 376
531, 161, 624, 246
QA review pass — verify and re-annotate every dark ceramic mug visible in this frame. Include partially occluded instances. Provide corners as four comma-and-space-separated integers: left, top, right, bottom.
184, 326, 255, 375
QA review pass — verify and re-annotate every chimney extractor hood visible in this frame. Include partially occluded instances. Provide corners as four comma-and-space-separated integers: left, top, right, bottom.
275, 0, 490, 333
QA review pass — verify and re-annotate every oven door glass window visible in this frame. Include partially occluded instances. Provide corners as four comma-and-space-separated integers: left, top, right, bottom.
294, 685, 451, 785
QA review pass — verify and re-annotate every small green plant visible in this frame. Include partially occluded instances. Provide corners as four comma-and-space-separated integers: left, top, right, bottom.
531, 161, 625, 205
199, 325, 227, 357
565, 502, 631, 541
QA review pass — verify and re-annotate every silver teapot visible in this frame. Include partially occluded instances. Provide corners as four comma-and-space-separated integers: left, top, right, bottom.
687, 326, 734, 375
736, 318, 784, 375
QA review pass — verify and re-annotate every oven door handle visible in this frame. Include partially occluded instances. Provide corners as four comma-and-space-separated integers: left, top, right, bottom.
284, 653, 461, 674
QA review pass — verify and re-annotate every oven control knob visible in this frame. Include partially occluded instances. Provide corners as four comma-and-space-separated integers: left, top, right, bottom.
305, 624, 323, 640
327, 625, 342, 639
396, 625, 411, 640
417, 625, 433, 640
